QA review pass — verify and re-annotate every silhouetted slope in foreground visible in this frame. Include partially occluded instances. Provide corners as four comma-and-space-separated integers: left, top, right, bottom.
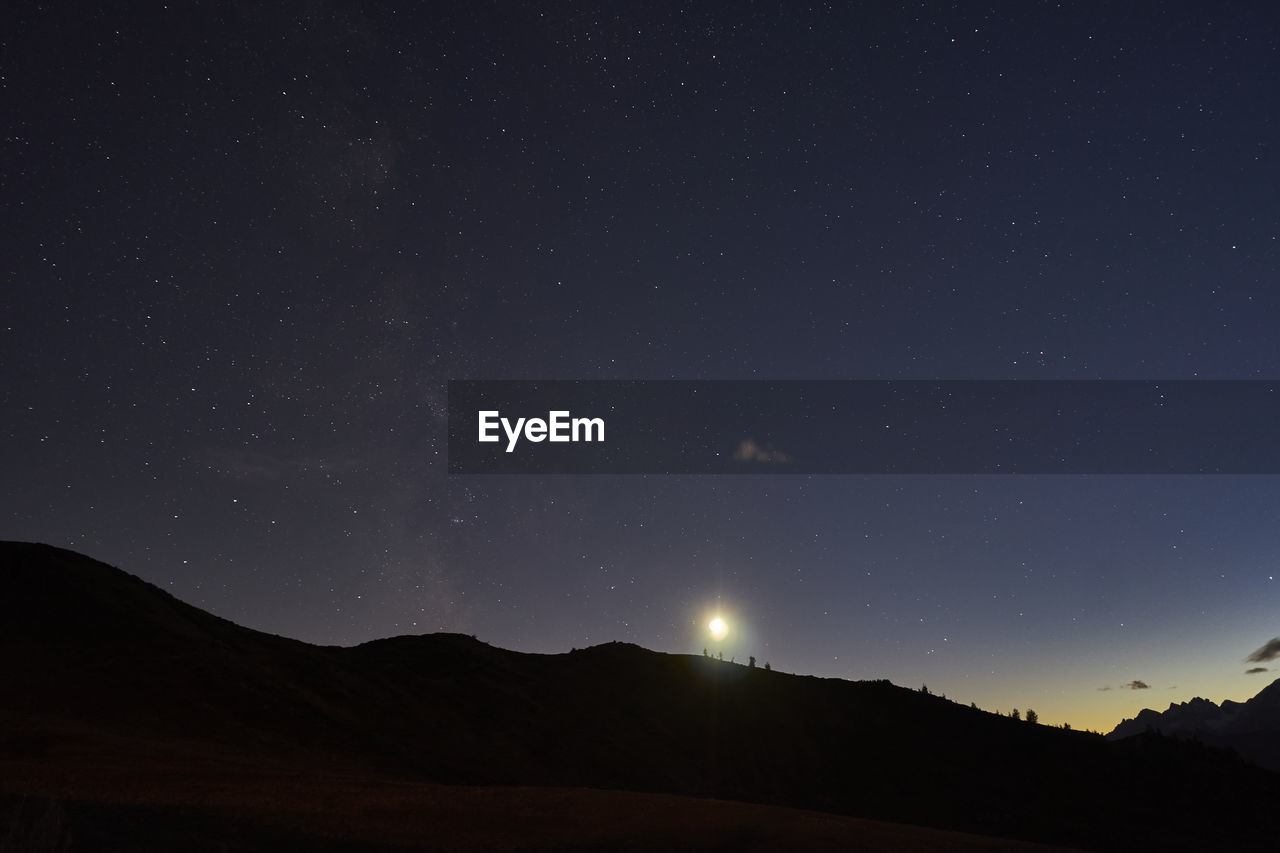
3, 541, 1279, 851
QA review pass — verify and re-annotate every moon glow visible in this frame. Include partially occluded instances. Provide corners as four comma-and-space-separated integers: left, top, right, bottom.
709, 617, 728, 640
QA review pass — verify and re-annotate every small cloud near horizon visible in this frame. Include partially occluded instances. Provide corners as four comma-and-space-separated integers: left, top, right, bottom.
1245, 667, 1270, 675
733, 438, 793, 464
1246, 637, 1280, 664
1097, 686, 1112, 691
1122, 680, 1150, 690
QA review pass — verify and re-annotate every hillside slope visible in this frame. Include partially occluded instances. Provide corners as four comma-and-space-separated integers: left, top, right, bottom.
4, 541, 1279, 851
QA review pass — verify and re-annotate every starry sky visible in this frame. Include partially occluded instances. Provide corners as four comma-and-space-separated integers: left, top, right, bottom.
4, 2, 1280, 732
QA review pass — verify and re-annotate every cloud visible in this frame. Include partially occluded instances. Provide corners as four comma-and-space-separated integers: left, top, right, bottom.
733, 438, 793, 464
1122, 680, 1150, 690
1245, 667, 1270, 675
1096, 686, 1112, 691
1246, 637, 1280, 663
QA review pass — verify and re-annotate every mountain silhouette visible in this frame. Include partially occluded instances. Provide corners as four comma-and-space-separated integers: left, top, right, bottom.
1107, 678, 1280, 772
4, 541, 1280, 851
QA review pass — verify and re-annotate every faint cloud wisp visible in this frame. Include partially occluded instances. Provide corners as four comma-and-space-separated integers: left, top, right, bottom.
734, 438, 793, 464
1246, 637, 1280, 663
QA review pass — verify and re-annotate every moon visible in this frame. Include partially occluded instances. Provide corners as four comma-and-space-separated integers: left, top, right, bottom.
709, 616, 728, 640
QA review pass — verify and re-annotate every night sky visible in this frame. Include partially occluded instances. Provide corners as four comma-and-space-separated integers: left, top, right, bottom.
5, 2, 1280, 732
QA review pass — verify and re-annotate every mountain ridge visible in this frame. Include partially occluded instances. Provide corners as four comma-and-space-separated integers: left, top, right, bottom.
4, 540, 1280, 851
1107, 677, 1280, 772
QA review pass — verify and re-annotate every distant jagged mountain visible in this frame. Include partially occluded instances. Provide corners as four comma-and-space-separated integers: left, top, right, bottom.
5, 541, 1280, 852
1107, 679, 1280, 772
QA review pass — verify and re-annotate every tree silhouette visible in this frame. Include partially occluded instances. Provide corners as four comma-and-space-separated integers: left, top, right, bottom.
1026, 709, 1038, 724
1011, 708, 1021, 720
749, 655, 756, 668
764, 661, 771, 671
